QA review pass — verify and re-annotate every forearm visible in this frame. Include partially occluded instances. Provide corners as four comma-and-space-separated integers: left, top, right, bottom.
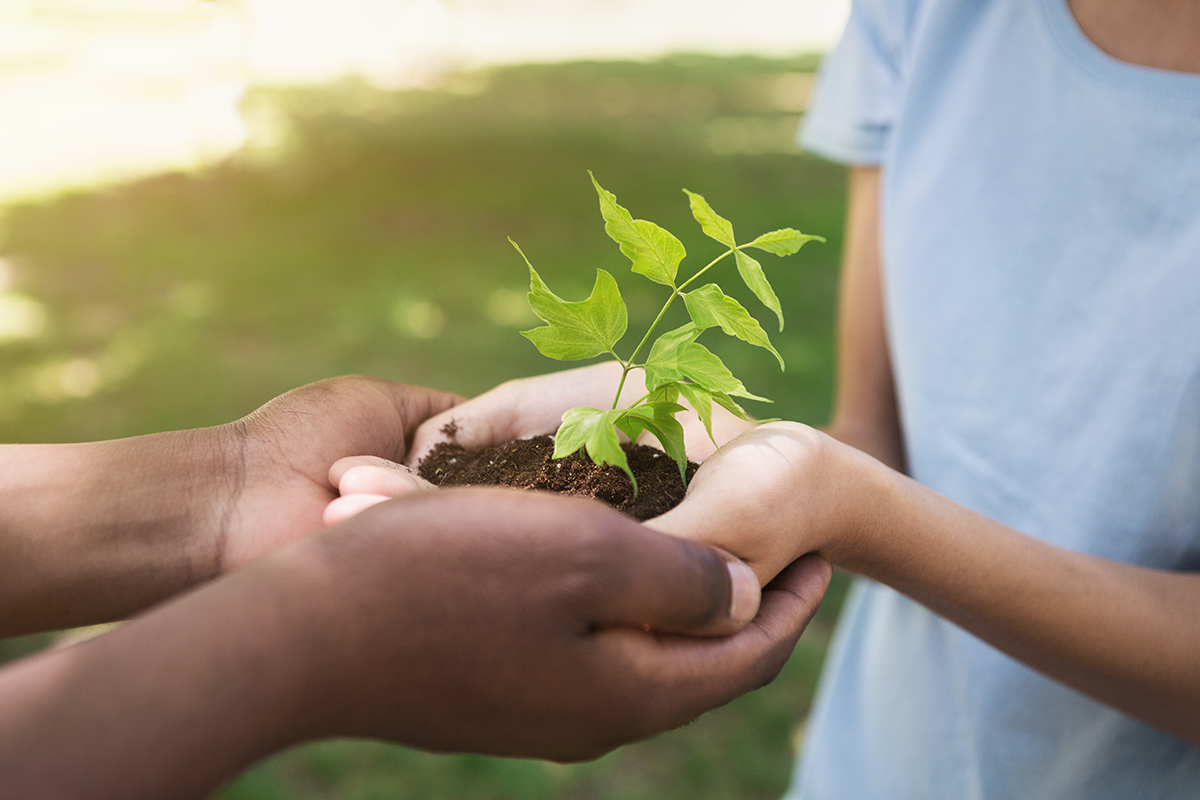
840, 461, 1200, 743
826, 166, 906, 473
0, 545, 332, 800
0, 430, 231, 636
823, 417, 904, 474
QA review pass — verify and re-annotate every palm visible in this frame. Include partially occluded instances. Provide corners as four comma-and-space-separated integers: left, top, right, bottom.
215, 377, 459, 570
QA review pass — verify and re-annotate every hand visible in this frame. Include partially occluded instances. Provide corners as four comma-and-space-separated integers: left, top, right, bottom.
0, 489, 832, 799
297, 490, 830, 758
407, 363, 758, 466
323, 364, 759, 525
647, 421, 876, 585
211, 376, 460, 569
323, 455, 437, 526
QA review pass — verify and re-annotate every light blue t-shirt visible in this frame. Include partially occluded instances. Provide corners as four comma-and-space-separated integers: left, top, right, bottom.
787, 0, 1200, 798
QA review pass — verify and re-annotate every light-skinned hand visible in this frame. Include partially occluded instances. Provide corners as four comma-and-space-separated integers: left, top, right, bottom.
324, 364, 759, 523
647, 421, 877, 585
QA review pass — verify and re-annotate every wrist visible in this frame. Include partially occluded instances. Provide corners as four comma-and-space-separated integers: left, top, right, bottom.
195, 542, 349, 750
88, 427, 234, 587
250, 542, 358, 743
0, 428, 234, 634
812, 437, 903, 571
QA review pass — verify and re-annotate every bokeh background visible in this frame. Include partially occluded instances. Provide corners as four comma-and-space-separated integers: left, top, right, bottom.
0, 1, 852, 797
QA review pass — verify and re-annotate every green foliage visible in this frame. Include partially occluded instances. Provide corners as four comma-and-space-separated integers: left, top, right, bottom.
517, 175, 822, 488
591, 173, 686, 287
553, 406, 631, 484
735, 249, 785, 332
745, 228, 824, 256
516, 242, 627, 360
682, 283, 783, 368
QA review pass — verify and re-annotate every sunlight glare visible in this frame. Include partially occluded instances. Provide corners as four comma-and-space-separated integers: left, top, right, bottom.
0, 293, 48, 343
0, 0, 848, 203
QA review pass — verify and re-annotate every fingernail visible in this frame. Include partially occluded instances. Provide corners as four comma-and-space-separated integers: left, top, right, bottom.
726, 560, 761, 625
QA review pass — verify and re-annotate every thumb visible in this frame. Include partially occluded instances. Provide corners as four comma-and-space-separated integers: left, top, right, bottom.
586, 524, 761, 637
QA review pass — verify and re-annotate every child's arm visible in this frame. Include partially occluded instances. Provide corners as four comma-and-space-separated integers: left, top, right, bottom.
329, 165, 1200, 747
647, 423, 1200, 745
646, 166, 1200, 745
826, 166, 906, 472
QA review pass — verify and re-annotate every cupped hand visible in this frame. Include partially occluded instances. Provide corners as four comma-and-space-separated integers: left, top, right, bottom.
647, 421, 873, 585
408, 362, 758, 466
290, 488, 832, 761
210, 376, 460, 570
405, 362, 642, 465
0, 487, 830, 799
324, 363, 760, 523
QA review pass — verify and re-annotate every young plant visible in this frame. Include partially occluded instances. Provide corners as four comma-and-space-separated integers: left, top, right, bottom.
512, 172, 823, 491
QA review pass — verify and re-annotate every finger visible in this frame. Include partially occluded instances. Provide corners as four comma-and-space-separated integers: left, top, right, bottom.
684, 553, 831, 676
599, 554, 832, 733
584, 523, 762, 637
750, 553, 833, 645
406, 363, 639, 467
323, 494, 393, 526
329, 457, 434, 494
340, 464, 435, 496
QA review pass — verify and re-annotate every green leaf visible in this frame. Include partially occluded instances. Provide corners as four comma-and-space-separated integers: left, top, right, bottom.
555, 406, 635, 490
711, 391, 778, 423
645, 382, 681, 405
591, 172, 686, 287
684, 283, 784, 370
710, 390, 751, 421
745, 228, 825, 256
734, 249, 784, 332
683, 189, 736, 248
644, 336, 769, 402
515, 240, 628, 361
676, 382, 715, 445
616, 401, 689, 484
646, 323, 702, 359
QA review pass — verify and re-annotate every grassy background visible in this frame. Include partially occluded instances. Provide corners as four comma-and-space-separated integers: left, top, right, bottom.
0, 54, 849, 799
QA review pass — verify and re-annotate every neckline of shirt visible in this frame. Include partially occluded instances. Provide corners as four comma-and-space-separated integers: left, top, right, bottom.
1039, 0, 1200, 105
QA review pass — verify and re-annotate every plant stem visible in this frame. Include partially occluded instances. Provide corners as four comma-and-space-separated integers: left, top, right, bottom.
677, 248, 734, 292
612, 364, 633, 410
609, 248, 736, 410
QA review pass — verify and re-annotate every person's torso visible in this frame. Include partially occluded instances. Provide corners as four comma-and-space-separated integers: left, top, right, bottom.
791, 0, 1200, 797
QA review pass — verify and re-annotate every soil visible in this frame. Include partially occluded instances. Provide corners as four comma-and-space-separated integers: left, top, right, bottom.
417, 434, 698, 520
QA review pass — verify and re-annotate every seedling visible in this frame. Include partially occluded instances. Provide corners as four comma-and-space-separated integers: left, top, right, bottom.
513, 172, 823, 491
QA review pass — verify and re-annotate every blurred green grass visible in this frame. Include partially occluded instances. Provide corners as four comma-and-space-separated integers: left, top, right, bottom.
0, 53, 849, 799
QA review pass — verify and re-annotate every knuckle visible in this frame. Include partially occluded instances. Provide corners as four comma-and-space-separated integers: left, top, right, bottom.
762, 419, 819, 443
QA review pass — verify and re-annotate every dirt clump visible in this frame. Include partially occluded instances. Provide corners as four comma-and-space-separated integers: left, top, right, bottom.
417, 435, 697, 520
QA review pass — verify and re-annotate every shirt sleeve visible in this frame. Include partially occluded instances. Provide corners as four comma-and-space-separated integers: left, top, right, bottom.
799, 0, 914, 165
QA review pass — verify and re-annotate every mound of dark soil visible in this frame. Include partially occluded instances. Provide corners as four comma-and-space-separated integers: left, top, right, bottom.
417, 435, 697, 520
